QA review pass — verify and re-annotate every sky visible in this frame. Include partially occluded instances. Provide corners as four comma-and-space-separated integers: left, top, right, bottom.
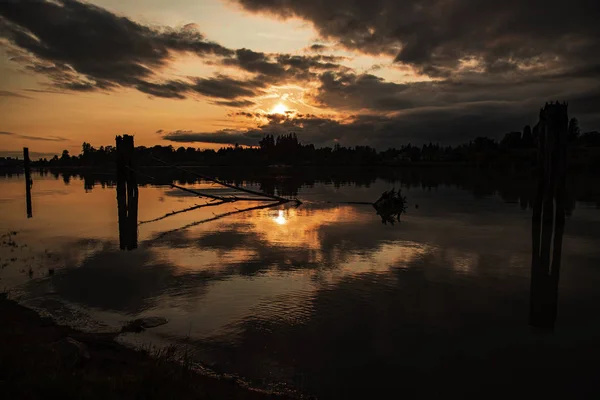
1, 0, 600, 158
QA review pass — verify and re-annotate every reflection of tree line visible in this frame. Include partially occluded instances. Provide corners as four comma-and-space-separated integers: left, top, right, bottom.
8, 166, 596, 212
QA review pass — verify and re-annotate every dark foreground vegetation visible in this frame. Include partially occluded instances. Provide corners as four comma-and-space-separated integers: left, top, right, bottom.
0, 296, 293, 400
2, 118, 600, 169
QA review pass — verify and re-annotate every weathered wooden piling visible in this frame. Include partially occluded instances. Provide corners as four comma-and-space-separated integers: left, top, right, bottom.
116, 135, 138, 250
529, 102, 568, 330
23, 147, 32, 218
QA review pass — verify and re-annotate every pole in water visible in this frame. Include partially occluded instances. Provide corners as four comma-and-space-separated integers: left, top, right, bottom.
23, 147, 32, 218
116, 135, 138, 250
125, 135, 138, 250
529, 102, 568, 331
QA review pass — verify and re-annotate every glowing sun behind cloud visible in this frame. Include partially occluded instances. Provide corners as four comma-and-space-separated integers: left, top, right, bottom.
270, 103, 288, 115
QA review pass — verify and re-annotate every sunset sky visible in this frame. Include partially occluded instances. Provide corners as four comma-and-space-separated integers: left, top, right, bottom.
1, 0, 599, 158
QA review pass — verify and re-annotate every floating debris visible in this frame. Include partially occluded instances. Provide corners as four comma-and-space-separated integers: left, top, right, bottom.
373, 188, 407, 225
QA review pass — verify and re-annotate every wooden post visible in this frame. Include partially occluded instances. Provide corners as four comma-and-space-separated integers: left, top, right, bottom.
116, 135, 138, 250
124, 135, 138, 250
116, 136, 127, 249
23, 147, 32, 218
529, 102, 568, 330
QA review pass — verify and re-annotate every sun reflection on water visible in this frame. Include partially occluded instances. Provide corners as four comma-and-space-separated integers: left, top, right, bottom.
274, 209, 287, 225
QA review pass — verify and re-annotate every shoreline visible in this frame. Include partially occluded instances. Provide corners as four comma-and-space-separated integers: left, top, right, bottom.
0, 295, 297, 399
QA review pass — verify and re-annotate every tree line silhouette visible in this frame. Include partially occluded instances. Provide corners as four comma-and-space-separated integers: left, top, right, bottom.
2, 118, 599, 168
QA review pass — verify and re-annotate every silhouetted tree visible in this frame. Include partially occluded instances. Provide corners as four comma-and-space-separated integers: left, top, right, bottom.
60, 150, 71, 164
32, 118, 600, 170
501, 131, 522, 149
522, 125, 534, 147
579, 131, 600, 146
568, 118, 580, 143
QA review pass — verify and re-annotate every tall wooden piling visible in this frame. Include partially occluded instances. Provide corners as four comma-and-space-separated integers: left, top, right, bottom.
529, 102, 568, 330
23, 147, 32, 218
116, 135, 138, 250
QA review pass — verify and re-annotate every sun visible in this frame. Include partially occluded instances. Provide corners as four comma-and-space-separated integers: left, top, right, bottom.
270, 103, 288, 115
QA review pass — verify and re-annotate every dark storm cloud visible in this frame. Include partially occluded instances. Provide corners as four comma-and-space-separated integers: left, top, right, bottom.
276, 54, 346, 71
308, 44, 329, 52
163, 129, 263, 146
224, 48, 287, 77
0, 0, 344, 101
233, 0, 600, 76
0, 90, 31, 98
312, 71, 413, 111
0, 0, 236, 97
192, 75, 266, 99
18, 134, 68, 142
135, 80, 189, 99
221, 49, 346, 84
309, 69, 600, 127
230, 111, 263, 119
0, 130, 68, 142
214, 99, 257, 108
132, 75, 267, 100
24, 88, 69, 94
163, 100, 571, 148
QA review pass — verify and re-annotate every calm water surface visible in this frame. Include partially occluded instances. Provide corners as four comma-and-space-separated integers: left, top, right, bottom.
1, 169, 600, 398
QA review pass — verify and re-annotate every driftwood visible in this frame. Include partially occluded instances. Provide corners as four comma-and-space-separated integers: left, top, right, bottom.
151, 201, 286, 241
131, 168, 226, 201
138, 200, 228, 225
149, 154, 300, 204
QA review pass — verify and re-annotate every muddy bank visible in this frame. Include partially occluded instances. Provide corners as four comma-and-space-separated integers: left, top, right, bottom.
0, 296, 296, 400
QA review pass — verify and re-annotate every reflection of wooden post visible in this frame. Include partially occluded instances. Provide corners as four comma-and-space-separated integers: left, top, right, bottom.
125, 135, 138, 250
23, 147, 32, 218
116, 136, 128, 249
116, 135, 138, 250
530, 102, 568, 330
